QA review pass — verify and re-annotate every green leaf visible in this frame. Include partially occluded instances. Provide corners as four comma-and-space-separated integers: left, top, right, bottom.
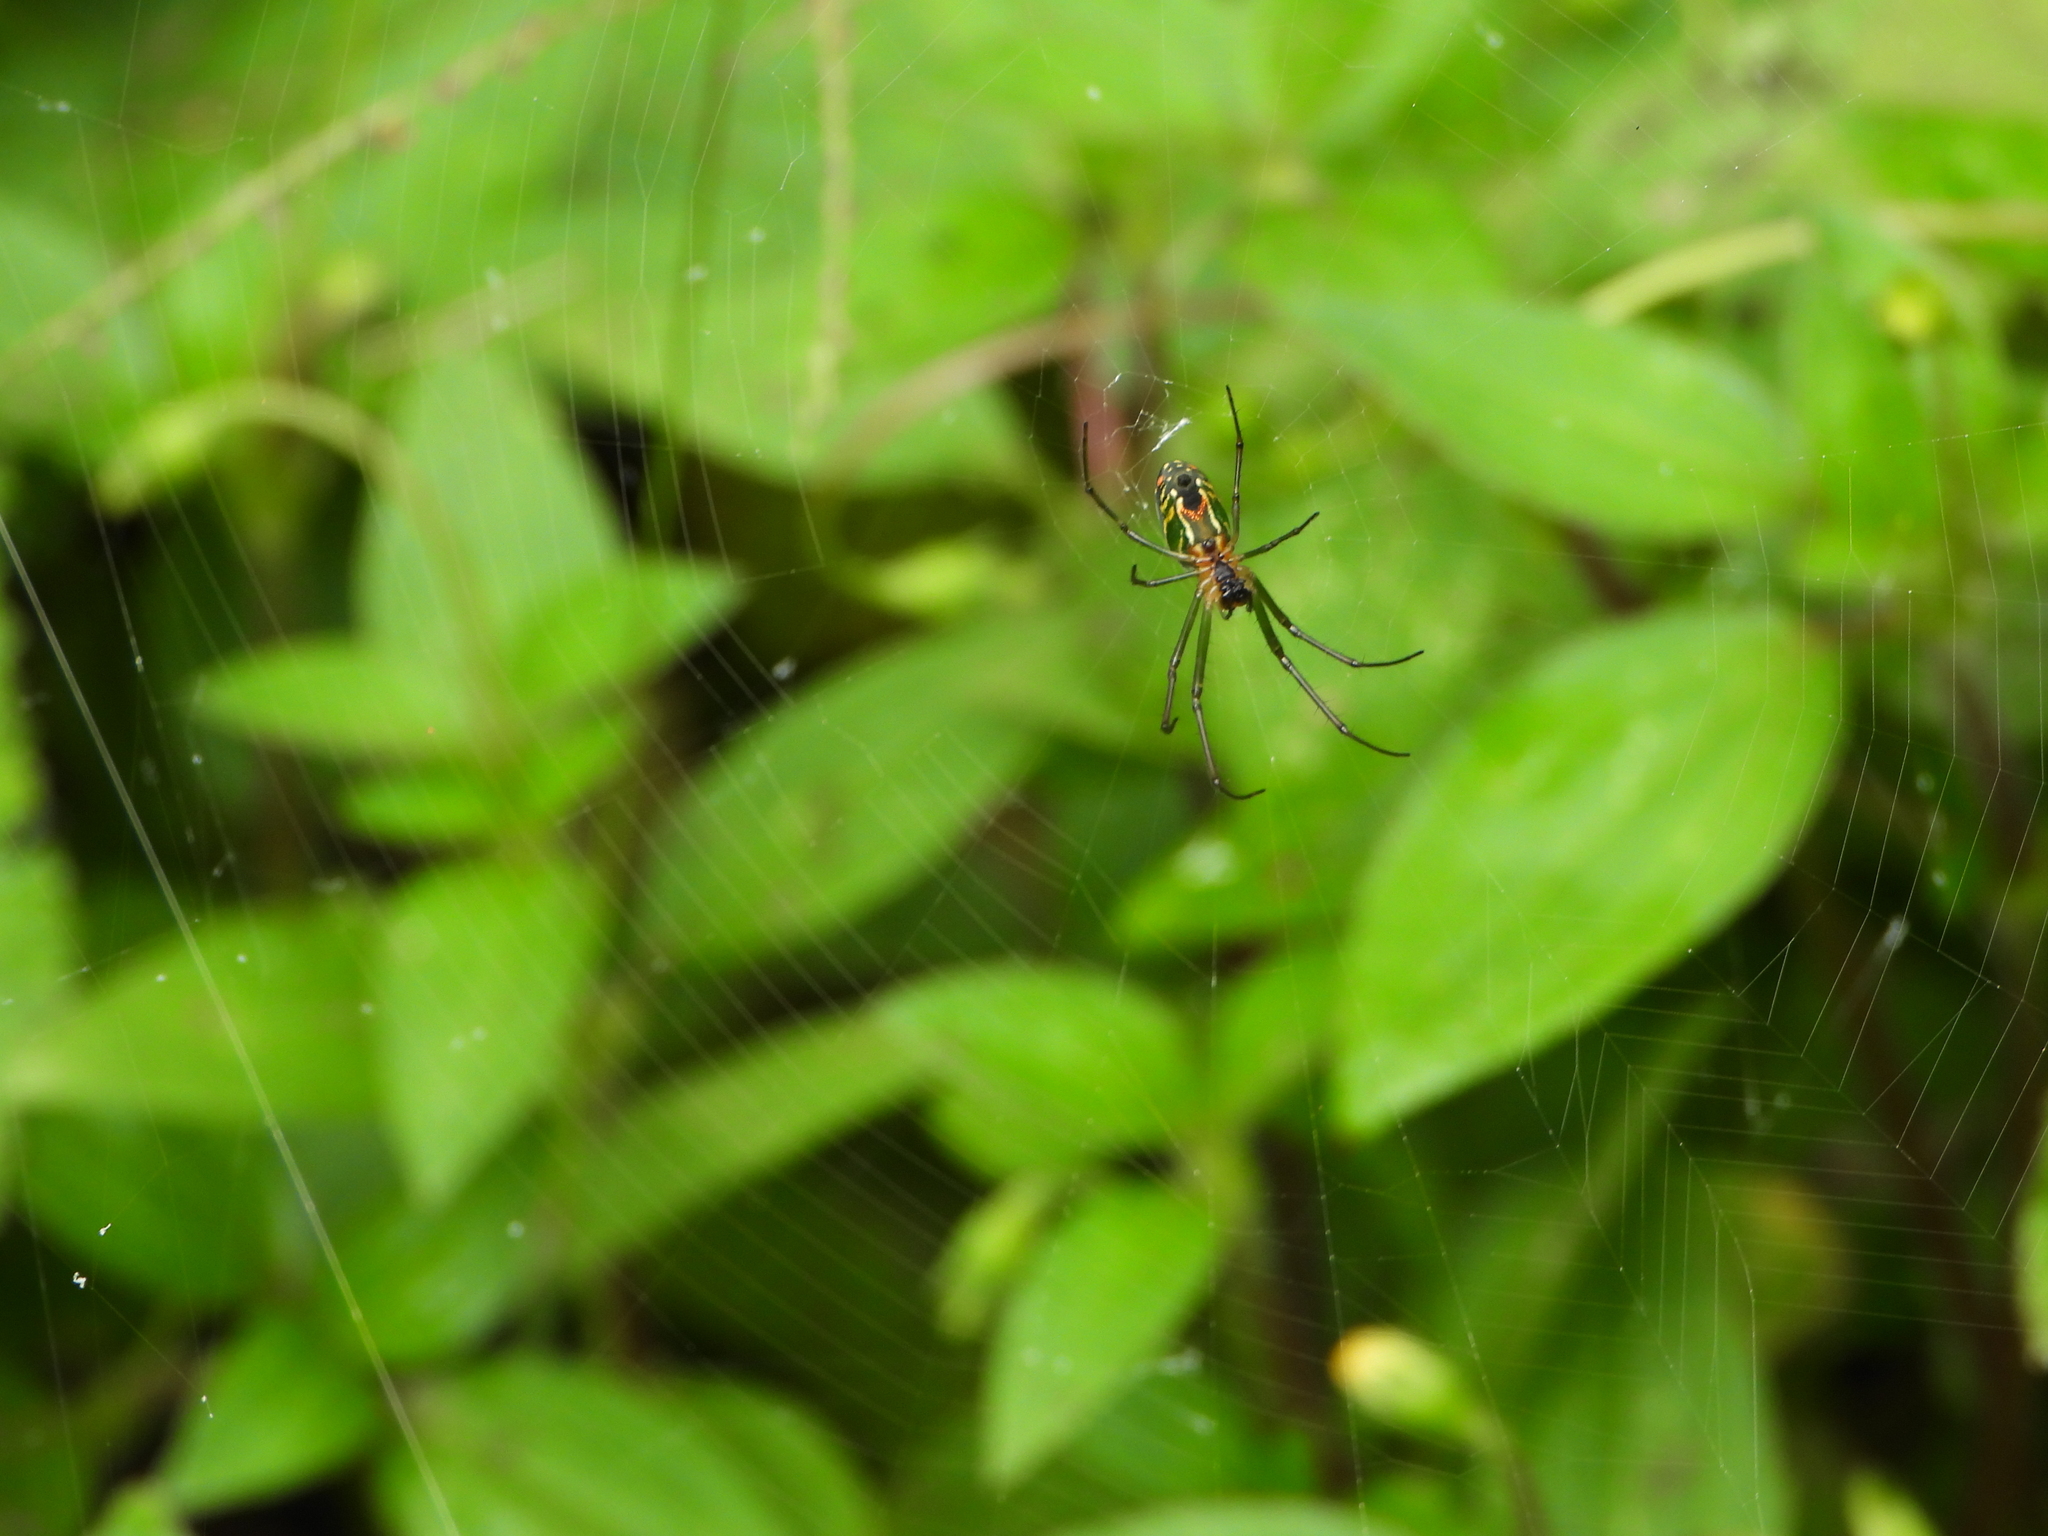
1210, 950, 1339, 1128
934, 1171, 1067, 1340
685, 1380, 883, 1536
1782, 241, 1942, 587
16, 1115, 267, 1303
372, 1355, 809, 1536
0, 849, 73, 1031
2017, 1142, 2048, 1367
896, 1371, 1305, 1534
357, 350, 619, 672
1050, 1501, 1373, 1536
339, 711, 641, 844
1311, 0, 1476, 147
641, 623, 1061, 968
1289, 298, 1798, 539
161, 1314, 379, 1515
5, 901, 375, 1125
193, 639, 480, 759
0, 195, 162, 460
983, 1180, 1220, 1487
1233, 180, 1503, 303
0, 593, 39, 832
85, 1484, 191, 1536
567, 1017, 924, 1267
1337, 607, 1838, 1135
877, 964, 1198, 1175
504, 559, 741, 714
0, 598, 72, 1035
377, 855, 607, 1206
312, 1141, 544, 1369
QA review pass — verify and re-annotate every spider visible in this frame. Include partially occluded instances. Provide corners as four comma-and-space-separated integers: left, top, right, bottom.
1081, 387, 1422, 799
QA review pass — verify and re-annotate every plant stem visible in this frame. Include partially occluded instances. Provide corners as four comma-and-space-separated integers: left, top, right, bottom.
1580, 219, 1815, 326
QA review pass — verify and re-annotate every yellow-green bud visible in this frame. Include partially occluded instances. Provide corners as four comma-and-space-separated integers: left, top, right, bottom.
1328, 1325, 1489, 1448
1844, 1469, 1938, 1536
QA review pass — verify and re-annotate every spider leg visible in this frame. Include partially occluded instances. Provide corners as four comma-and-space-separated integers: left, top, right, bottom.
1240, 511, 1319, 561
1133, 565, 1198, 588
1225, 384, 1245, 540
1160, 590, 1201, 734
1251, 592, 1408, 758
1189, 606, 1264, 799
1082, 420, 1182, 559
1257, 586, 1424, 670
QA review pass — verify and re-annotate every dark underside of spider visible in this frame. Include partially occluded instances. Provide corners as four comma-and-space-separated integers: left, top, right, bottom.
1194, 542, 1254, 612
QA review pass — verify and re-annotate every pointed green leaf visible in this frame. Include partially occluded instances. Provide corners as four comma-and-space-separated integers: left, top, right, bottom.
505, 559, 740, 713
1210, 950, 1339, 1128
194, 639, 480, 759
2017, 1142, 2048, 1367
357, 350, 618, 670
0, 592, 39, 832
85, 1484, 191, 1536
0, 849, 72, 1032
686, 1380, 882, 1536
377, 856, 607, 1205
642, 623, 1066, 968
0, 196, 162, 459
1290, 298, 1797, 539
5, 903, 374, 1125
339, 711, 641, 845
162, 1315, 379, 1515
16, 1116, 267, 1303
567, 1017, 923, 1266
372, 1356, 804, 1536
1338, 607, 1838, 1134
312, 1143, 544, 1369
877, 963, 1198, 1174
983, 1181, 1219, 1487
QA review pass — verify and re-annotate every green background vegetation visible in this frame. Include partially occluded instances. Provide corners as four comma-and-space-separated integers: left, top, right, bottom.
1, 0, 2047, 1532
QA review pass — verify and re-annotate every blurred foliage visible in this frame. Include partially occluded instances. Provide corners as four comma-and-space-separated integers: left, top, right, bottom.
3, 0, 2048, 1533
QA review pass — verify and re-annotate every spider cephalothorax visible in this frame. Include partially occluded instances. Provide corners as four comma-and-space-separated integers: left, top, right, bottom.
1081, 388, 1422, 798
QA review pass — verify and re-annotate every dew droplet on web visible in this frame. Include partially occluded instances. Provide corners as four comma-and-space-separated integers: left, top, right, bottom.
71, 1273, 86, 1289
771, 657, 797, 681
98, 1225, 111, 1236
507, 1221, 526, 1239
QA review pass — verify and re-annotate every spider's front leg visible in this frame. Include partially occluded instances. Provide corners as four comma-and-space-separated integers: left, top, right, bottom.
1082, 422, 1180, 559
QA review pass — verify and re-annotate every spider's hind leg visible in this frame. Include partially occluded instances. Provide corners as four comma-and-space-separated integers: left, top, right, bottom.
1258, 587, 1423, 670
1189, 607, 1264, 799
1159, 592, 1201, 734
1251, 591, 1408, 758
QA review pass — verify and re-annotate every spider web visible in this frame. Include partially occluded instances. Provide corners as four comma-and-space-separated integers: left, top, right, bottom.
0, 3, 2043, 1535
